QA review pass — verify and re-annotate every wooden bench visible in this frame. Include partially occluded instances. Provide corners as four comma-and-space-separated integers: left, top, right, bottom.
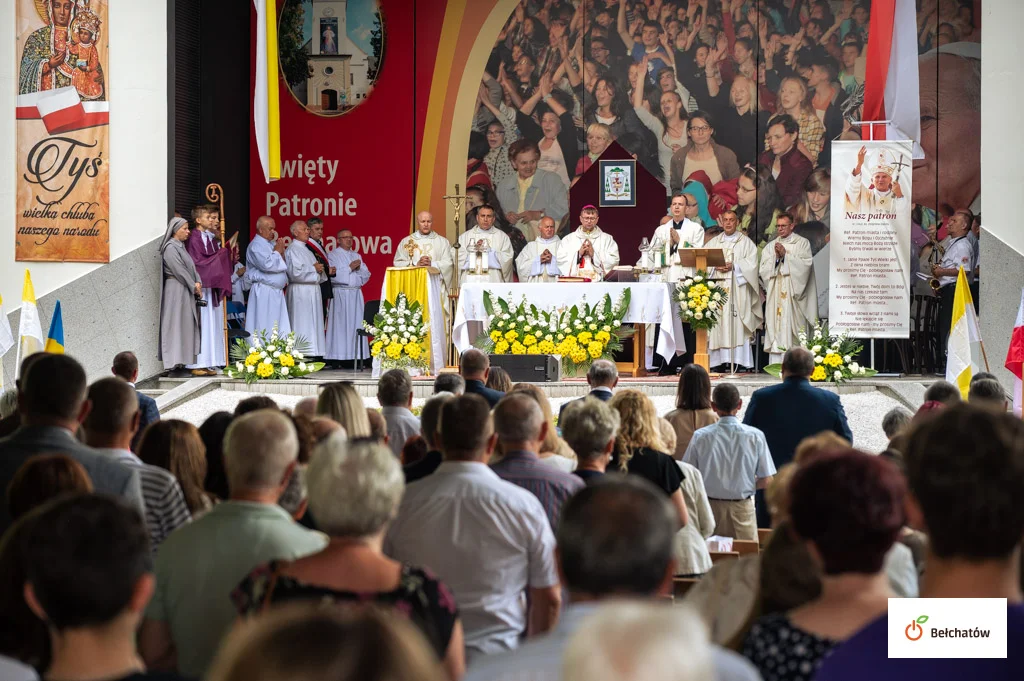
709, 550, 740, 564
732, 539, 760, 556
757, 528, 773, 546
672, 577, 700, 599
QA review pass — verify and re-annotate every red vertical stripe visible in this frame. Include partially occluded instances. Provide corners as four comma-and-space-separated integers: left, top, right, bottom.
862, 0, 896, 140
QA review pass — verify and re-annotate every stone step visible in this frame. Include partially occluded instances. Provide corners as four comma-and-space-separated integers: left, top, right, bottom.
136, 377, 190, 391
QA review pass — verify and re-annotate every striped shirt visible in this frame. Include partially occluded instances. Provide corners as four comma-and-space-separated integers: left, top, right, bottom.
95, 448, 192, 553
491, 450, 585, 530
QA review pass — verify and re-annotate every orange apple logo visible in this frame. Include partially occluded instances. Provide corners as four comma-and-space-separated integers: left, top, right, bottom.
905, 615, 928, 641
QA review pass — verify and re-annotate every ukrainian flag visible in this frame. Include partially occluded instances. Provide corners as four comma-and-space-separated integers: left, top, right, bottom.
44, 300, 65, 354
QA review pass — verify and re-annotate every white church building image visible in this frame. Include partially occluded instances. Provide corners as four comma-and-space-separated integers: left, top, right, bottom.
306, 0, 372, 113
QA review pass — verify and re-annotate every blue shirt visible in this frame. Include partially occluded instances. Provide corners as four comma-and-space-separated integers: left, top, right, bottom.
813, 605, 1024, 681
683, 416, 776, 500
491, 449, 585, 530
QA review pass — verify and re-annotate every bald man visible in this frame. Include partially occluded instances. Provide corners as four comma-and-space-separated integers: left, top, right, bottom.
914, 45, 981, 214
245, 216, 292, 336
394, 211, 455, 289
285, 220, 326, 358
515, 216, 562, 283
326, 229, 371, 366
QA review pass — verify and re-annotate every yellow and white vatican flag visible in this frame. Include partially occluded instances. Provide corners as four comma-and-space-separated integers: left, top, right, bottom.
945, 266, 982, 399
0, 293, 14, 391
253, 0, 281, 183
15, 270, 44, 374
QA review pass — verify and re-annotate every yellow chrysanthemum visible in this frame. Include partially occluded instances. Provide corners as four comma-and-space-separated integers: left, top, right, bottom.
587, 341, 603, 359
386, 343, 402, 359
504, 330, 518, 342
371, 341, 383, 357
538, 340, 556, 354
577, 332, 593, 345
595, 331, 611, 343
279, 354, 295, 367
527, 344, 541, 355
811, 366, 827, 381
256, 362, 274, 378
511, 342, 526, 355
405, 343, 422, 359
563, 335, 578, 348
570, 347, 588, 363
490, 330, 502, 343
523, 334, 537, 346
495, 340, 510, 354
245, 353, 260, 367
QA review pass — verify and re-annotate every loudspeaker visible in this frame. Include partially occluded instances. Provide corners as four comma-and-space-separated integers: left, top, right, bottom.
489, 354, 561, 382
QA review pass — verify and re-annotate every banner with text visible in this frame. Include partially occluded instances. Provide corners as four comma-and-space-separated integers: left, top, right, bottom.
15, 0, 110, 263
830, 140, 913, 338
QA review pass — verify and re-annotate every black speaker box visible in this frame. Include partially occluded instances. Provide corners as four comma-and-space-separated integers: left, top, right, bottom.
489, 354, 561, 382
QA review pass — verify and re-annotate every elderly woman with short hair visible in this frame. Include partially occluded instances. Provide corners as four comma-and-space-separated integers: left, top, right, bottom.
559, 397, 620, 483
232, 436, 464, 680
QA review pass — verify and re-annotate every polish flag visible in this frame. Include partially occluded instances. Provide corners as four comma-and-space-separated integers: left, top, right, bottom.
16, 87, 109, 133
862, 0, 924, 158
1006, 288, 1024, 417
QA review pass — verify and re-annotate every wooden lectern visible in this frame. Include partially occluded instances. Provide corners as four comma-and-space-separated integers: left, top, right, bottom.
677, 248, 726, 373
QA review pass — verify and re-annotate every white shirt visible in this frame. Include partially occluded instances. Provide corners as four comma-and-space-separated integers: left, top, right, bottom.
682, 416, 776, 500
385, 462, 559, 657
938, 235, 974, 287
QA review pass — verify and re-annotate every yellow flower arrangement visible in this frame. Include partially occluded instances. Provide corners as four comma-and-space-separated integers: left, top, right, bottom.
279, 354, 295, 367
371, 341, 384, 356
490, 330, 502, 343
404, 343, 422, 360
386, 343, 402, 359
523, 334, 537, 346
245, 353, 260, 366
527, 344, 541, 354
504, 330, 518, 342
811, 366, 827, 381
538, 339, 556, 354
495, 340, 510, 354
823, 353, 843, 368
578, 331, 593, 345
595, 330, 610, 343
511, 341, 527, 355
570, 346, 588, 363
587, 341, 603, 359
256, 362, 274, 378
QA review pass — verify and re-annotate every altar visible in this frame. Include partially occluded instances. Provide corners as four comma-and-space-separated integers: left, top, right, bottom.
373, 267, 448, 377
453, 282, 684, 377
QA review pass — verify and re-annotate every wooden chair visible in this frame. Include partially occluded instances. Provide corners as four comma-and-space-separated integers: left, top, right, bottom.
672, 577, 700, 599
709, 550, 740, 564
732, 539, 759, 556
757, 528, 773, 546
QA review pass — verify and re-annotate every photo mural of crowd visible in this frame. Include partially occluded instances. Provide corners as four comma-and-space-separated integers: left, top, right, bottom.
465, 0, 982, 305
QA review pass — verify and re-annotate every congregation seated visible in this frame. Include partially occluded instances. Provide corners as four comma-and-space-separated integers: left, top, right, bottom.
969, 377, 1008, 412
558, 397, 618, 484
433, 373, 465, 396
136, 419, 215, 517
506, 383, 576, 470
198, 411, 233, 501
658, 417, 714, 577
459, 349, 504, 408
403, 393, 452, 483
366, 408, 389, 446
317, 382, 371, 439
664, 364, 718, 459
232, 436, 464, 679
484, 366, 513, 394
378, 369, 421, 457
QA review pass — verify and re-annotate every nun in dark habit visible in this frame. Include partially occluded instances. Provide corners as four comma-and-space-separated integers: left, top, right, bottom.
158, 217, 203, 371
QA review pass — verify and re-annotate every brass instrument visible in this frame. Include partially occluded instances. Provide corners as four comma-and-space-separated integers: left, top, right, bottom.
926, 238, 946, 292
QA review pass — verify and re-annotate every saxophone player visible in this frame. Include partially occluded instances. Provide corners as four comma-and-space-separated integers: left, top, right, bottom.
931, 209, 976, 359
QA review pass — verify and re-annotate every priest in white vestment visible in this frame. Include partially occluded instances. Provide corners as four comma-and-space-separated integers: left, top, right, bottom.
706, 210, 762, 369
245, 216, 291, 337
515, 216, 561, 283
759, 213, 817, 364
457, 204, 514, 283
844, 145, 908, 213
285, 221, 327, 358
557, 206, 620, 281
394, 211, 455, 289
647, 194, 707, 283
326, 229, 372, 362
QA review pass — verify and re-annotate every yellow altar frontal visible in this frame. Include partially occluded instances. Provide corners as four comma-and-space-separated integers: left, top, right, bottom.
377, 267, 447, 377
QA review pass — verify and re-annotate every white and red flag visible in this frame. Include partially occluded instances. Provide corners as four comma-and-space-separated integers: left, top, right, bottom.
862, 0, 923, 158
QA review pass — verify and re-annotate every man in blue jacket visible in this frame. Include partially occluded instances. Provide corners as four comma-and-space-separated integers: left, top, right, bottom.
460, 348, 505, 408
743, 347, 852, 527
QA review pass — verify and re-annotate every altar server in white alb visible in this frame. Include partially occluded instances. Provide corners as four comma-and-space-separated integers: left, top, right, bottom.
245, 216, 291, 336
458, 204, 514, 283
394, 211, 455, 289
285, 220, 327, 358
326, 230, 372, 363
515, 216, 561, 283
706, 209, 762, 369
557, 205, 620, 281
648, 193, 706, 282
759, 212, 817, 364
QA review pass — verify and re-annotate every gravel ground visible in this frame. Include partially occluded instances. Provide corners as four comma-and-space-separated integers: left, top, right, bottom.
167, 388, 902, 453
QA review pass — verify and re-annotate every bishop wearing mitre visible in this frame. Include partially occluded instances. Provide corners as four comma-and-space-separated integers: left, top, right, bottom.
706, 209, 762, 369
515, 216, 561, 283
845, 145, 908, 213
457, 204, 514, 283
394, 211, 455, 289
759, 212, 817, 364
557, 205, 620, 281
285, 220, 326, 358
648, 193, 706, 282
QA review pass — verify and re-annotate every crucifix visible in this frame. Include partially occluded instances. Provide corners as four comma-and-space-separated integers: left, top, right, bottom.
890, 153, 910, 184
442, 183, 469, 291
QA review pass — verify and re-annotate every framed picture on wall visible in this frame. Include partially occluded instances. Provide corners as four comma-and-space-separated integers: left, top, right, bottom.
599, 159, 636, 207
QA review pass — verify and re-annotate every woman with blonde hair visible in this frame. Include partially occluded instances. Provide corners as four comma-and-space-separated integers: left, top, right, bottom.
607, 390, 688, 526
771, 76, 825, 165
506, 383, 576, 472
317, 382, 370, 439
791, 168, 831, 227
137, 419, 213, 515
232, 437, 464, 679
576, 122, 613, 178
714, 74, 772, 168
208, 604, 447, 681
